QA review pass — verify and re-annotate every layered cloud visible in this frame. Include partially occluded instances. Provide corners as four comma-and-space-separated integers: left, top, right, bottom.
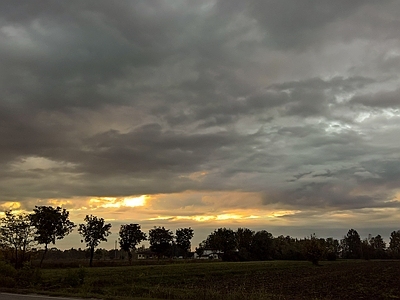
1, 1, 400, 244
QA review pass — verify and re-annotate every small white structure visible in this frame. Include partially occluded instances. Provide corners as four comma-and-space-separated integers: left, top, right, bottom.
136, 250, 156, 259
194, 249, 222, 259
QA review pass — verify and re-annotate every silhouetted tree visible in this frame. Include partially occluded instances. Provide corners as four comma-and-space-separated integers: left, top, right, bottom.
324, 237, 339, 261
78, 215, 111, 267
30, 206, 75, 267
251, 230, 274, 260
175, 227, 194, 258
304, 234, 324, 265
148, 226, 173, 259
361, 238, 373, 260
195, 240, 206, 258
0, 211, 35, 268
369, 234, 386, 259
119, 224, 147, 264
236, 228, 254, 260
389, 230, 400, 258
206, 228, 237, 261
342, 229, 362, 259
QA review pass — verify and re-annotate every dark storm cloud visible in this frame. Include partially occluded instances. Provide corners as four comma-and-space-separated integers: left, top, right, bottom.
1, 0, 400, 221
80, 123, 258, 175
248, 0, 382, 49
0, 0, 192, 112
350, 88, 400, 108
263, 173, 399, 210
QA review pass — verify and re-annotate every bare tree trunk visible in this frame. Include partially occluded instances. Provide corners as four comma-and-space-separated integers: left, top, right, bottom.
40, 244, 48, 268
14, 246, 18, 269
89, 246, 94, 267
128, 250, 132, 265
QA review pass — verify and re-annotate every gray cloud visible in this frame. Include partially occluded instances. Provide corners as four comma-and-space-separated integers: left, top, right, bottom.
350, 88, 400, 108
1, 0, 400, 234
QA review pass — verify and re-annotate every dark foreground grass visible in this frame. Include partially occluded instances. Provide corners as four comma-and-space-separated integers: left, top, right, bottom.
7, 260, 400, 299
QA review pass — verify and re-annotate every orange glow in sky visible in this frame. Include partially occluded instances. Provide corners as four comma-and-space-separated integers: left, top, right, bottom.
88, 195, 147, 209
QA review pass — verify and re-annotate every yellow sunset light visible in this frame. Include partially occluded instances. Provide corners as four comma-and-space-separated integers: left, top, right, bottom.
185, 215, 215, 222
88, 195, 147, 209
268, 210, 300, 218
215, 214, 243, 220
123, 195, 147, 207
166, 213, 263, 222
0, 201, 21, 211
48, 199, 73, 206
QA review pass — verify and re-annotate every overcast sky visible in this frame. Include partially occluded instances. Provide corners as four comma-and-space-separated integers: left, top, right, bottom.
1, 0, 400, 249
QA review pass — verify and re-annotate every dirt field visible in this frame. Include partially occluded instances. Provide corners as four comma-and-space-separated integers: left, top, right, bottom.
5, 260, 400, 299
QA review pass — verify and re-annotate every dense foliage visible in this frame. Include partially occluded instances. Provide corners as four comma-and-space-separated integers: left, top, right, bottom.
30, 206, 75, 267
175, 227, 194, 258
78, 215, 112, 267
119, 223, 147, 264
148, 226, 174, 259
0, 211, 34, 268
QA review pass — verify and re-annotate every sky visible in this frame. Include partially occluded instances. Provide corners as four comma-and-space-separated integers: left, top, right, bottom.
1, 0, 400, 250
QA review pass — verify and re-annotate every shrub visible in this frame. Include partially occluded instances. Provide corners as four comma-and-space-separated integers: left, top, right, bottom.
0, 261, 17, 278
326, 251, 337, 261
0, 261, 18, 288
12, 262, 42, 287
0, 276, 16, 288
62, 266, 86, 287
77, 265, 86, 285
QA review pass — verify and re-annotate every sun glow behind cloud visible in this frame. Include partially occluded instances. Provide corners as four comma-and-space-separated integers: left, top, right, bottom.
123, 195, 147, 207
46, 191, 305, 226
148, 210, 300, 222
0, 202, 23, 216
89, 195, 147, 209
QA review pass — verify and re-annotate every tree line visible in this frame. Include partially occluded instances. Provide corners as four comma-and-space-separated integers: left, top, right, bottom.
0, 207, 193, 268
1, 206, 400, 268
196, 227, 400, 264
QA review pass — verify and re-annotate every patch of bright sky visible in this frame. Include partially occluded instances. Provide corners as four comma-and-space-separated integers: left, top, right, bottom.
199, 0, 216, 12
0, 202, 21, 213
235, 116, 266, 135
89, 195, 147, 209
48, 199, 74, 207
382, 108, 400, 118
335, 92, 356, 104
324, 122, 352, 134
10, 156, 76, 171
148, 210, 300, 223
354, 112, 371, 123
2, 25, 34, 48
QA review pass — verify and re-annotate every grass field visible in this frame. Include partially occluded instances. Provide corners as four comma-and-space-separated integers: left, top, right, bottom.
5, 260, 400, 299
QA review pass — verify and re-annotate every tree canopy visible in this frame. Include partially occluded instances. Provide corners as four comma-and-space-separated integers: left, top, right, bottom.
250, 230, 274, 261
389, 230, 400, 258
78, 215, 112, 267
206, 228, 237, 260
30, 206, 75, 267
175, 227, 194, 258
119, 223, 147, 264
148, 226, 173, 259
0, 210, 35, 268
342, 229, 362, 259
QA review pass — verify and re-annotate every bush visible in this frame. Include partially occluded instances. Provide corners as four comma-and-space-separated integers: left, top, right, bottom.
12, 262, 42, 287
0, 261, 17, 278
0, 261, 17, 288
77, 265, 86, 285
62, 266, 86, 287
326, 251, 337, 261
0, 276, 16, 288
